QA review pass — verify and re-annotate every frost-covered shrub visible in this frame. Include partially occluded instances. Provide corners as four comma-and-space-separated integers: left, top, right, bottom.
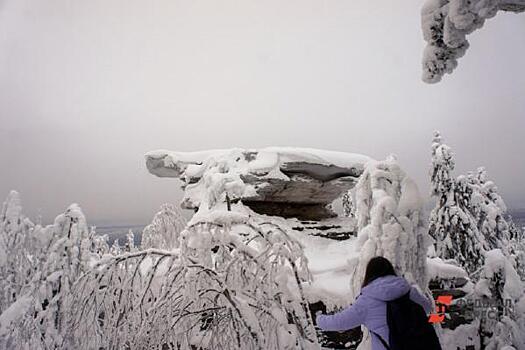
141, 203, 187, 250
0, 191, 34, 314
0, 204, 95, 349
110, 236, 123, 255
68, 215, 318, 350
93, 233, 110, 256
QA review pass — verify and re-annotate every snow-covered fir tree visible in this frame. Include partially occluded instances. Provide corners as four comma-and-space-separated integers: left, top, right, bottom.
341, 190, 356, 219
467, 167, 513, 251
428, 131, 485, 275
429, 133, 525, 349
508, 221, 525, 282
124, 229, 136, 252
430, 132, 525, 280
141, 203, 187, 250
109, 237, 122, 255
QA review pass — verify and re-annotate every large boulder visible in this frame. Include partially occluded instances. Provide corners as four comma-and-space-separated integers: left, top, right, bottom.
145, 147, 370, 220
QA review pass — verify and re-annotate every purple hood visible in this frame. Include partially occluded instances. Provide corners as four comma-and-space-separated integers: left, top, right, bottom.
361, 275, 411, 301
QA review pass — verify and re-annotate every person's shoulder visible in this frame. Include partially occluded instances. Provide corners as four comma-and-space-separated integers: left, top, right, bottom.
355, 292, 379, 304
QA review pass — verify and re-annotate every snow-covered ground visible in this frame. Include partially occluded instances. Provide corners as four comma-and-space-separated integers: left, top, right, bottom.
297, 233, 359, 308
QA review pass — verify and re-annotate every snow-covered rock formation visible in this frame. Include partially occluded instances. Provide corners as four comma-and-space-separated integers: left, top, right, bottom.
146, 147, 370, 220
145, 147, 431, 349
144, 148, 430, 301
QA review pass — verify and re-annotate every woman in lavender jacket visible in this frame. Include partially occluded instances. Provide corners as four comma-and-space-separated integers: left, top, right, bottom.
316, 257, 433, 350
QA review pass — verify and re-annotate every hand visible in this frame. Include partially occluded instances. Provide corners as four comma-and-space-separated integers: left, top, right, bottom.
314, 310, 323, 325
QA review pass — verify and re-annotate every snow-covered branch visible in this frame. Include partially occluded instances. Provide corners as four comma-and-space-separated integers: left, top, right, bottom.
66, 217, 318, 349
0, 191, 34, 314
421, 0, 525, 83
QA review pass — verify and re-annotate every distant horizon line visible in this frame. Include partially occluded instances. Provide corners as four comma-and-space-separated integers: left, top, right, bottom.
90, 208, 525, 227
30, 206, 525, 228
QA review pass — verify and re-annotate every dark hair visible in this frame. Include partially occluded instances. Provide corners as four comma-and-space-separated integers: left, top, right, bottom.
362, 256, 396, 288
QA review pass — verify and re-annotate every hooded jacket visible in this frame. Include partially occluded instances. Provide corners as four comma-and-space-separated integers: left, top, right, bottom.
316, 275, 433, 350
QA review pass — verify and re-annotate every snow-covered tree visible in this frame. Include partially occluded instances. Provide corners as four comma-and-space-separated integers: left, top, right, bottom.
124, 230, 136, 252
428, 133, 525, 347
467, 167, 513, 252
0, 204, 94, 349
110, 237, 122, 255
350, 156, 431, 350
508, 222, 525, 281
429, 132, 525, 282
93, 233, 110, 256
475, 249, 525, 349
421, 0, 525, 83
428, 132, 485, 275
430, 131, 455, 198
141, 203, 187, 250
33, 204, 93, 347
0, 191, 34, 313
353, 155, 430, 295
68, 214, 318, 350
341, 190, 356, 219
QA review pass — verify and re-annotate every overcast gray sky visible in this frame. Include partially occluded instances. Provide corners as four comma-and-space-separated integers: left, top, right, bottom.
1, 0, 524, 225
